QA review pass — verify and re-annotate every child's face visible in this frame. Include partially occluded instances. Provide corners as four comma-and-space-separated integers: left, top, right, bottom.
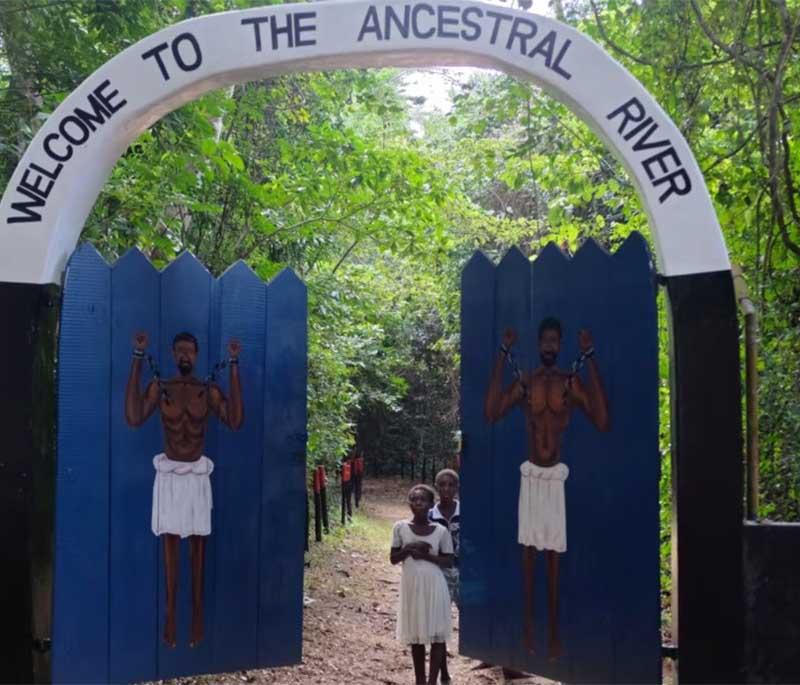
408, 489, 433, 517
436, 475, 458, 503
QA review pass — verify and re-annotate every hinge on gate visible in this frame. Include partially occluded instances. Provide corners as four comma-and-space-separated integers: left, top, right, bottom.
32, 637, 51, 654
661, 643, 678, 659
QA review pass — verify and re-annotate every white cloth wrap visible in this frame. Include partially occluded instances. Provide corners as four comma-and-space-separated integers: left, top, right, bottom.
151, 453, 214, 538
518, 461, 569, 552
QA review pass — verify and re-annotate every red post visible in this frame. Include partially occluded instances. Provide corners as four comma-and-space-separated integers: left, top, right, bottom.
341, 461, 353, 524
312, 469, 322, 542
318, 466, 329, 534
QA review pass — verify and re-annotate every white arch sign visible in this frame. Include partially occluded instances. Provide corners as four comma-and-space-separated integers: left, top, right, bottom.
0, 0, 728, 285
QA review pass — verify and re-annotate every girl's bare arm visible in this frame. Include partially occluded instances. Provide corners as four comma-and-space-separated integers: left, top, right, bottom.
420, 551, 453, 569
390, 542, 430, 564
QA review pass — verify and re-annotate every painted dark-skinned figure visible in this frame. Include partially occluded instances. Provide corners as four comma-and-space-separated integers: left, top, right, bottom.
484, 317, 609, 659
125, 331, 244, 648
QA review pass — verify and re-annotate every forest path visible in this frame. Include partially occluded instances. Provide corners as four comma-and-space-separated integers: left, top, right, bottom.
182, 477, 549, 684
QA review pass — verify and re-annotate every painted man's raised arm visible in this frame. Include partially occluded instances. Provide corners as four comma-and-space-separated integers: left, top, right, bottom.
125, 331, 159, 427
569, 329, 610, 432
484, 328, 524, 423
209, 339, 244, 430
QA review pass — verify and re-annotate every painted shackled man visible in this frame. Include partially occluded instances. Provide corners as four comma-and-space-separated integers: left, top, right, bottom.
125, 331, 244, 648
484, 317, 609, 659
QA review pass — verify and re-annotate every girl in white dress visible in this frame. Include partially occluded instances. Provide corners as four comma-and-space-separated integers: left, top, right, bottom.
391, 484, 454, 685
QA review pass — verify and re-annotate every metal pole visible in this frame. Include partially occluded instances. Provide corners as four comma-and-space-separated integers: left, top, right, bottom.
732, 266, 760, 520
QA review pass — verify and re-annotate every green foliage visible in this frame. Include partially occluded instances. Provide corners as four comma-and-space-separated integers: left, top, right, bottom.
423, 72, 647, 264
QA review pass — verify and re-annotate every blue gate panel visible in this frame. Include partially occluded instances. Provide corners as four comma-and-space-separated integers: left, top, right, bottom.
459, 251, 495, 661
53, 245, 111, 684
460, 235, 660, 683
212, 262, 266, 673
556, 239, 616, 683
259, 268, 307, 667
109, 249, 160, 683
55, 246, 307, 684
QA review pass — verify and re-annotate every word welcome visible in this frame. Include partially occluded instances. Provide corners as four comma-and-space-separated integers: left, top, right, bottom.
607, 97, 692, 204
357, 4, 573, 80
7, 80, 128, 224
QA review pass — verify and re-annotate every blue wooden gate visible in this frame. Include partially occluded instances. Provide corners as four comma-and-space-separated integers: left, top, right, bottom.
460, 233, 660, 683
53, 245, 306, 683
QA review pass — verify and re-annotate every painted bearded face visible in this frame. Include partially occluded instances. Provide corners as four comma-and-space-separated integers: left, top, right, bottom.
538, 328, 561, 367
173, 340, 197, 376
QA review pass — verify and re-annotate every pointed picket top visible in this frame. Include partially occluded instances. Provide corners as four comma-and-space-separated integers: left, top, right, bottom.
531, 242, 569, 298
268, 266, 306, 293
66, 241, 109, 269
219, 258, 261, 286
497, 245, 529, 272
571, 237, 611, 272
63, 242, 109, 288
533, 241, 569, 269
112, 246, 158, 275
612, 231, 655, 284
461, 250, 494, 282
614, 230, 649, 258
220, 258, 256, 279
161, 250, 211, 280
463, 250, 494, 272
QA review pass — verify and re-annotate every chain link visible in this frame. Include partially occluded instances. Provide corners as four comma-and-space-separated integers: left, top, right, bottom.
500, 345, 528, 398
563, 347, 594, 399
501, 344, 594, 401
138, 351, 234, 399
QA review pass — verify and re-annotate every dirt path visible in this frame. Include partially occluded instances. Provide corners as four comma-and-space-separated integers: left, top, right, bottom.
181, 477, 549, 685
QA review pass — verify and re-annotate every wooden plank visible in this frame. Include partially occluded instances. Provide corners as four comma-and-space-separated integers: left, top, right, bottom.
108, 248, 160, 683
258, 268, 306, 667
157, 252, 214, 678
522, 242, 572, 680
490, 247, 532, 668
53, 244, 111, 683
557, 238, 616, 684
211, 261, 266, 673
458, 251, 496, 661
608, 233, 660, 683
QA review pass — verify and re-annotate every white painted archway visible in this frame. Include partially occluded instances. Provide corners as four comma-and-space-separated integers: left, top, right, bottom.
0, 0, 728, 285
